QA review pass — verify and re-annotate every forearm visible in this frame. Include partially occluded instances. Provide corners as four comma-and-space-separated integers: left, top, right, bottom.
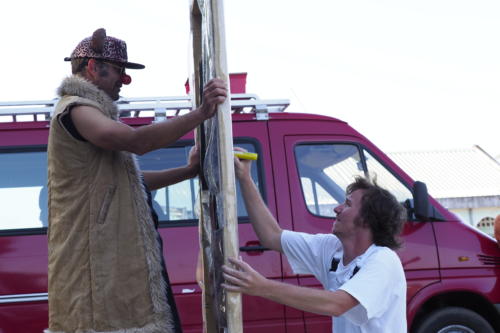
128, 109, 206, 155
259, 280, 355, 317
239, 175, 283, 252
143, 166, 198, 191
223, 257, 359, 316
72, 78, 226, 154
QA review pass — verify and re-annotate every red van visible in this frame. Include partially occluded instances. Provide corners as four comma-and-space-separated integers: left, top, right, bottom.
1, 82, 499, 332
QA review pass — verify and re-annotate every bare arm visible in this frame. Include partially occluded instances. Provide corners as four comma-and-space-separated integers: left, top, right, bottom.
143, 146, 200, 191
222, 257, 359, 316
71, 79, 227, 155
234, 150, 283, 252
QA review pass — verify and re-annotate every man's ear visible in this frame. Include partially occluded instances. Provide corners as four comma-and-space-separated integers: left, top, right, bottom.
86, 58, 98, 78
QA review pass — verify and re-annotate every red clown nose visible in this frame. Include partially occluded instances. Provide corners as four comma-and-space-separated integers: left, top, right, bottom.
121, 74, 132, 85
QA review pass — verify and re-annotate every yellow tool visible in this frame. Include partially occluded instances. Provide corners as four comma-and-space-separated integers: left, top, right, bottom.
234, 151, 258, 160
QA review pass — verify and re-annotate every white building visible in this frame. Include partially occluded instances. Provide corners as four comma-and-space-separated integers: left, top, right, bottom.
388, 146, 500, 236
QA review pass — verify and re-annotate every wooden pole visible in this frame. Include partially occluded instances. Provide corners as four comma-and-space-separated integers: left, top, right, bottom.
189, 1, 242, 332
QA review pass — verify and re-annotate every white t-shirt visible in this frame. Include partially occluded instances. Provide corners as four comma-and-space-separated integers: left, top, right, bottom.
281, 230, 407, 333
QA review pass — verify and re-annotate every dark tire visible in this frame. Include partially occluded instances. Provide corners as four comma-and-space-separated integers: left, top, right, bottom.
414, 307, 494, 333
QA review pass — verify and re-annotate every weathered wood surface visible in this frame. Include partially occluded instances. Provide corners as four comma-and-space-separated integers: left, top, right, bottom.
189, 0, 242, 332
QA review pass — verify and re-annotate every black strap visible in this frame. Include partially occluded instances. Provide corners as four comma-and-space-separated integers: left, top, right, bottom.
330, 257, 360, 279
330, 258, 340, 272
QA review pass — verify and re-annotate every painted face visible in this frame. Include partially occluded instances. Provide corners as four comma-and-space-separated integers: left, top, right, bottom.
332, 189, 365, 238
94, 61, 126, 101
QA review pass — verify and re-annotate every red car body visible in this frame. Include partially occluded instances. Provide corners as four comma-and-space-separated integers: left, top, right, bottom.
0, 92, 499, 332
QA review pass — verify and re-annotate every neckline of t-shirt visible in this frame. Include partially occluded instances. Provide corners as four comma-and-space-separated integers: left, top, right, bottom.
338, 243, 379, 269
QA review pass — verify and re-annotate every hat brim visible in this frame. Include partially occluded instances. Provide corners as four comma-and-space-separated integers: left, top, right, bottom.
123, 61, 145, 70
64, 57, 145, 70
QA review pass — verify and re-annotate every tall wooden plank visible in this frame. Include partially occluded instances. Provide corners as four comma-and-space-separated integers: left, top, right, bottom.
188, 1, 242, 332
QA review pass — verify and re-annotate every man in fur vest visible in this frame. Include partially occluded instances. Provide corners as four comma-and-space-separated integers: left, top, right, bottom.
46, 28, 227, 333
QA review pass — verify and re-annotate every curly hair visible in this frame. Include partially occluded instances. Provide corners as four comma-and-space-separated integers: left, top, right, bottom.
347, 177, 406, 250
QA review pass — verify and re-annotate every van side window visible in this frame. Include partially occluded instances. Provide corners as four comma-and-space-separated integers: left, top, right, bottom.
0, 150, 48, 230
139, 145, 198, 221
137, 141, 259, 224
363, 150, 412, 203
294, 144, 413, 218
295, 144, 364, 217
0, 142, 259, 232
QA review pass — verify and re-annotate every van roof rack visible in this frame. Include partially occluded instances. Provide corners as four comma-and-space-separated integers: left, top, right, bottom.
0, 94, 290, 123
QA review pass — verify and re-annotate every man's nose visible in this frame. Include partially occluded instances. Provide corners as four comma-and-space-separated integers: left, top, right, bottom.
334, 204, 342, 214
121, 74, 132, 85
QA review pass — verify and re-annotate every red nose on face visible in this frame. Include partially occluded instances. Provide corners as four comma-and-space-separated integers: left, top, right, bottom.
121, 74, 132, 85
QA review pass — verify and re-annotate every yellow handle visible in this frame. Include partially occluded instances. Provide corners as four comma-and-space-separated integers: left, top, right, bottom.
234, 151, 258, 160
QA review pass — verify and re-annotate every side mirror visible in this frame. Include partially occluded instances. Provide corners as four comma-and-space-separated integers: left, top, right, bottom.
413, 181, 429, 221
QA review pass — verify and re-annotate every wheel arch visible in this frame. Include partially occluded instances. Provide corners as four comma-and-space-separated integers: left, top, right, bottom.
409, 288, 500, 332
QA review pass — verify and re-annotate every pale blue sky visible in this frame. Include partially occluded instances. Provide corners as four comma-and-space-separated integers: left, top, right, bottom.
1, 0, 499, 157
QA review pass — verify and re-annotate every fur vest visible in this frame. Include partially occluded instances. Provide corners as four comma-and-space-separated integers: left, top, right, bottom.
46, 75, 174, 333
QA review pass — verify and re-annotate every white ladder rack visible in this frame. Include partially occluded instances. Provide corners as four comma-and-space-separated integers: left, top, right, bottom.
0, 94, 290, 122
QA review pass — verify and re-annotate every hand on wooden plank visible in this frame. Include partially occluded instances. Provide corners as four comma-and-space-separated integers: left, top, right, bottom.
198, 78, 228, 120
186, 145, 201, 178
222, 257, 269, 297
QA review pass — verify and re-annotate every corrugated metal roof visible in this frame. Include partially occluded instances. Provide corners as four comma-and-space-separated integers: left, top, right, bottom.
388, 146, 500, 199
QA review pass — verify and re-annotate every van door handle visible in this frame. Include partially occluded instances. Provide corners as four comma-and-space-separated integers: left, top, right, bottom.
181, 288, 196, 294
240, 241, 269, 252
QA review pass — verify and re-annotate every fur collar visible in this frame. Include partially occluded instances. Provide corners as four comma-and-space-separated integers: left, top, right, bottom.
57, 75, 118, 120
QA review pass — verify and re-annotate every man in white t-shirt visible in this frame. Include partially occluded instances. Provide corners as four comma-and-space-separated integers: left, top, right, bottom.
222, 151, 407, 333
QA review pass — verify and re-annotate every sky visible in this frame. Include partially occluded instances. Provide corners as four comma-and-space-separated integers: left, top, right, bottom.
1, 0, 499, 157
